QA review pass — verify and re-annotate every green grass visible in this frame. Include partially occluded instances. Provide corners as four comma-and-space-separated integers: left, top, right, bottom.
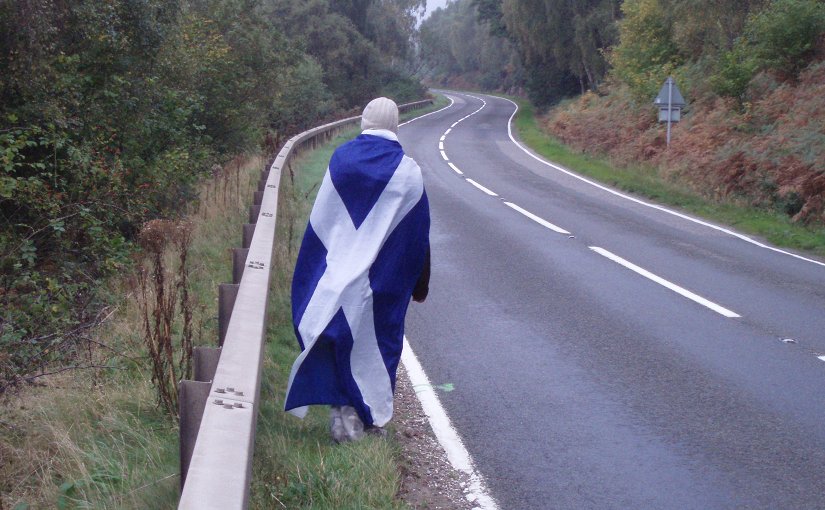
1, 158, 265, 510
249, 129, 405, 509
1, 101, 443, 510
509, 96, 825, 257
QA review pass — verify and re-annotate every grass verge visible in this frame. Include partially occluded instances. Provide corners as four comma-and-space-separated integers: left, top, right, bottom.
248, 99, 450, 507
1, 100, 443, 510
249, 127, 404, 509
509, 97, 825, 257
1, 154, 263, 509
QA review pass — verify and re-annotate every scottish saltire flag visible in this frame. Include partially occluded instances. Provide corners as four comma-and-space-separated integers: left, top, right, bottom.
284, 129, 430, 427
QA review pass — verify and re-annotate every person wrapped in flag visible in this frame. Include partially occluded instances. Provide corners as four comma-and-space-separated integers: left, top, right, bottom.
285, 97, 430, 442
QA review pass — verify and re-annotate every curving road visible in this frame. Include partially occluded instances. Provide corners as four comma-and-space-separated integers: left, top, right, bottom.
399, 92, 825, 509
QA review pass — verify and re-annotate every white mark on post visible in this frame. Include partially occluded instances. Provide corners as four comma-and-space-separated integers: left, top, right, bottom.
589, 246, 741, 318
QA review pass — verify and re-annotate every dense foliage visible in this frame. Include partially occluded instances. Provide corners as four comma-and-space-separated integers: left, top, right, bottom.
420, 0, 825, 105
420, 0, 620, 104
419, 0, 825, 223
419, 0, 523, 92
0, 0, 425, 389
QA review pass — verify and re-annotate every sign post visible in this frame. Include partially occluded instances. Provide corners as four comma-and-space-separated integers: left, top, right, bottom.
653, 77, 686, 147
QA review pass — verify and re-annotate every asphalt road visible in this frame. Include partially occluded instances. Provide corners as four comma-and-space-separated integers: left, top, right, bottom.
400, 92, 825, 509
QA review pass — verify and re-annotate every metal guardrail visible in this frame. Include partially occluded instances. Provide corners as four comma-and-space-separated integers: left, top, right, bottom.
177, 99, 433, 509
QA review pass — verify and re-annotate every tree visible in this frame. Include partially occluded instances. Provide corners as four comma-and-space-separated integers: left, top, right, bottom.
608, 0, 681, 98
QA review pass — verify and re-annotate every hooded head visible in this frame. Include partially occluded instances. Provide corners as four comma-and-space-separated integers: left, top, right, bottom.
360, 97, 399, 134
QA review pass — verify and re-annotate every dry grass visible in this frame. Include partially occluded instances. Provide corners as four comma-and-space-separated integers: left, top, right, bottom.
543, 59, 825, 226
1, 99, 445, 509
1, 154, 265, 510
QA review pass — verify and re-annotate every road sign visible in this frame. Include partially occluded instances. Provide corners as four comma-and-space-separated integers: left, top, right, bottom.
653, 77, 686, 146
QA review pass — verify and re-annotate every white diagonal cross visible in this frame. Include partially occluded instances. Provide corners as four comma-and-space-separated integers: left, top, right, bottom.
286, 157, 423, 426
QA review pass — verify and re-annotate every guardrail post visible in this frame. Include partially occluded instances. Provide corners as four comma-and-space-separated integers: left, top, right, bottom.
242, 223, 255, 249
232, 248, 249, 284
218, 283, 239, 346
249, 205, 260, 224
179, 380, 211, 491
193, 346, 221, 382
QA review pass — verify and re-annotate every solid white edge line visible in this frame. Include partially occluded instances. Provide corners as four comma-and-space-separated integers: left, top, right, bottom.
448, 162, 464, 175
402, 337, 499, 510
590, 246, 741, 318
484, 94, 825, 269
466, 178, 499, 197
503, 202, 570, 235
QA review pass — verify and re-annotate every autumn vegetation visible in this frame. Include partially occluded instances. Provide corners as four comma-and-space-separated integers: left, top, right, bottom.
0, 0, 426, 390
420, 0, 825, 232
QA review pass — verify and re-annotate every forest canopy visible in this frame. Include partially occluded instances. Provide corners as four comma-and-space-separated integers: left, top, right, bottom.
419, 0, 825, 107
0, 0, 425, 388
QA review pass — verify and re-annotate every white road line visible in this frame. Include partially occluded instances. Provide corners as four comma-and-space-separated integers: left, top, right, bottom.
818, 356, 825, 363
439, 141, 444, 150
440, 135, 446, 141
448, 162, 464, 175
440, 150, 449, 161
504, 202, 570, 235
489, 94, 825, 269
445, 128, 452, 135
402, 337, 499, 510
590, 246, 741, 318
466, 179, 499, 197
451, 122, 459, 128
399, 97, 456, 128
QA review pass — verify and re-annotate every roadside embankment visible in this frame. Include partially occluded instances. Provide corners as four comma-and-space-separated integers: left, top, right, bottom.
509, 66, 825, 258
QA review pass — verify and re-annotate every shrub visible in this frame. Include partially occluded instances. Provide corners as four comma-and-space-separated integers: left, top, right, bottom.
713, 0, 825, 99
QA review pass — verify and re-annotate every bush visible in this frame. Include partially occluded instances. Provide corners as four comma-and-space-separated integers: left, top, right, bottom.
609, 0, 682, 100
713, 0, 825, 99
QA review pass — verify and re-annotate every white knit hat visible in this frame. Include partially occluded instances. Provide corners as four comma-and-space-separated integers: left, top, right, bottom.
361, 97, 399, 133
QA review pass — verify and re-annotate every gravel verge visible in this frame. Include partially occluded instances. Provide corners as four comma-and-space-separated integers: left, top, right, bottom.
393, 364, 477, 510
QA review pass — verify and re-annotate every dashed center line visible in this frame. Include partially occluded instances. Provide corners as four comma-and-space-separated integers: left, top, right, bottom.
447, 162, 463, 175
437, 94, 569, 236
590, 246, 741, 318
504, 202, 570, 234
466, 178, 499, 196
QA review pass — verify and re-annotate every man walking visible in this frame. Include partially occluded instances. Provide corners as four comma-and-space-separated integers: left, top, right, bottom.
284, 97, 430, 442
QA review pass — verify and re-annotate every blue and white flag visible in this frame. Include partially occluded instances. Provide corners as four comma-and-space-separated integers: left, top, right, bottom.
284, 129, 430, 427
